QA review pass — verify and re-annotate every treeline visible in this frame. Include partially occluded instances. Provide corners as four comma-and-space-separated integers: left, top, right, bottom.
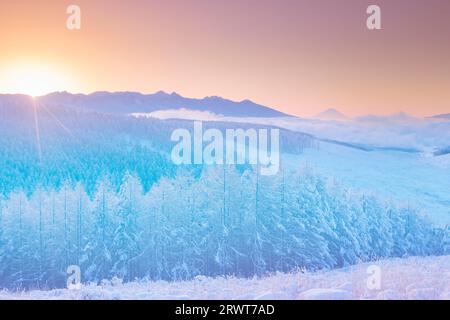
0, 167, 447, 290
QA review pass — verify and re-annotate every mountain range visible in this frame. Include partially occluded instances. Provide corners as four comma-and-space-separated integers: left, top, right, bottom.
0, 91, 448, 121
29, 91, 290, 118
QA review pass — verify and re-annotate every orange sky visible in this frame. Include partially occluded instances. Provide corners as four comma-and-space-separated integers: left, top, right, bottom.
1, 0, 449, 117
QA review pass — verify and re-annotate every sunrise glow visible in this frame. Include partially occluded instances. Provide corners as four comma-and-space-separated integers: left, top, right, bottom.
0, 63, 71, 97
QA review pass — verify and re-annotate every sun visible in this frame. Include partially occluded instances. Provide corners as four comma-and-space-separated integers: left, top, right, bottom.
0, 63, 71, 97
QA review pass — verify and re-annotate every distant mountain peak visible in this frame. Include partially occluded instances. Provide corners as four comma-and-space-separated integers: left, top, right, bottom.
204, 95, 224, 101
431, 113, 450, 120
390, 111, 413, 119
315, 108, 348, 120
153, 90, 170, 96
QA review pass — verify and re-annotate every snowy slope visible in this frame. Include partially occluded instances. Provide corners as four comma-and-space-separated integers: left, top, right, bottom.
1, 256, 448, 300
292, 141, 450, 226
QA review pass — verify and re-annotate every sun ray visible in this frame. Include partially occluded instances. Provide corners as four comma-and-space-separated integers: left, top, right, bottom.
31, 98, 42, 163
37, 101, 75, 138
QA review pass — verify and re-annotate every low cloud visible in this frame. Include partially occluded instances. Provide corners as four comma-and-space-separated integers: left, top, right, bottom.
132, 108, 223, 121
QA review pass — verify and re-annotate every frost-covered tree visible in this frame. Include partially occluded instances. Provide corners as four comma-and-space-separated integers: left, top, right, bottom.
111, 174, 143, 281
0, 167, 447, 290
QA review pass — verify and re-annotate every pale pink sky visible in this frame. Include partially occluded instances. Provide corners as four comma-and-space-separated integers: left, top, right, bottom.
0, 0, 449, 117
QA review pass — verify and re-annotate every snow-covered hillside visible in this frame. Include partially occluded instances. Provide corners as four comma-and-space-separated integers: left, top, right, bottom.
0, 93, 448, 296
295, 141, 450, 226
1, 256, 448, 300
135, 111, 450, 225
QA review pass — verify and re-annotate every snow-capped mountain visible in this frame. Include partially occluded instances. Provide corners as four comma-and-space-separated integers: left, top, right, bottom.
7, 91, 291, 118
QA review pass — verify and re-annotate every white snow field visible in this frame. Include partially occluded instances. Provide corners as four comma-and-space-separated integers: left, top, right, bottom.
1, 255, 448, 300
293, 141, 450, 226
